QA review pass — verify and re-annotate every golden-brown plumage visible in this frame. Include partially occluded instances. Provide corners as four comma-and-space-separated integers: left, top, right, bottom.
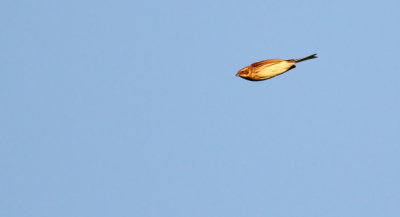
236, 54, 317, 81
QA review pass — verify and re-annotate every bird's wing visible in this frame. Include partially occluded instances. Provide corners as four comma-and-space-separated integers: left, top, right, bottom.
251, 59, 286, 70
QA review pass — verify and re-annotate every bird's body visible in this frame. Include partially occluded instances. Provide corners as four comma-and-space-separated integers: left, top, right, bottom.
236, 54, 317, 81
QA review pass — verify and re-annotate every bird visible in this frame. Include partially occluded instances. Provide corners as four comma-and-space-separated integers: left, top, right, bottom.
236, 54, 317, 81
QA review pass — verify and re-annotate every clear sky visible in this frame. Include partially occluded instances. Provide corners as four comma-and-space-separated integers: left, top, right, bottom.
2, 0, 400, 216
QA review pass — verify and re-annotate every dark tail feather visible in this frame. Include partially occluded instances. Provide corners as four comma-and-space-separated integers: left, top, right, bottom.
294, 54, 318, 63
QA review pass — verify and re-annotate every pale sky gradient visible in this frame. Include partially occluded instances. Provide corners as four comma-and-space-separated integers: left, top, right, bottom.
2, 0, 400, 217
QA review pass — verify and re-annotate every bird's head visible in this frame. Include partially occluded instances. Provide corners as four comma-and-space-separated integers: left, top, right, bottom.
236, 67, 250, 78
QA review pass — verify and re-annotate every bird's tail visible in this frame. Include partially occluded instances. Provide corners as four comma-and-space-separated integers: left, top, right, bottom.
294, 54, 318, 63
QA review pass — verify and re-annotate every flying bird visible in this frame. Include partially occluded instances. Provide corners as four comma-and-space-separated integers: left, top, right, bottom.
236, 54, 317, 81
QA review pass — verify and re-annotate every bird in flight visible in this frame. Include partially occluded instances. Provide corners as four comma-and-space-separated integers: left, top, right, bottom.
236, 54, 317, 81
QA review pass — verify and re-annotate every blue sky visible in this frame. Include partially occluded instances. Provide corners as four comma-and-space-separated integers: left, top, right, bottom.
1, 0, 400, 216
